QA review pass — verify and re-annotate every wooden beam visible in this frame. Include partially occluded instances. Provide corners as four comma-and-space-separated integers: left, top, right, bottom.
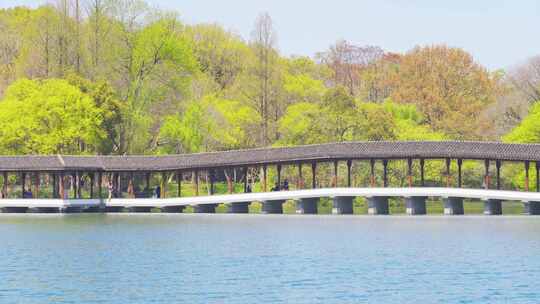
311, 162, 317, 189
484, 160, 490, 190
383, 159, 388, 188
243, 166, 248, 193
98, 172, 102, 199
21, 172, 26, 198
32, 172, 39, 199
457, 159, 463, 188
177, 171, 182, 197
333, 161, 338, 188
194, 171, 199, 196
59, 173, 65, 199
347, 160, 352, 187
446, 158, 451, 187
75, 172, 79, 199
2, 172, 7, 199
263, 165, 267, 192
496, 161, 502, 190
128, 172, 134, 198
407, 158, 413, 187
525, 161, 530, 192
297, 162, 303, 189
370, 159, 375, 187
537, 162, 540, 193
161, 172, 168, 198
90, 173, 95, 199
277, 164, 282, 187
420, 159, 425, 187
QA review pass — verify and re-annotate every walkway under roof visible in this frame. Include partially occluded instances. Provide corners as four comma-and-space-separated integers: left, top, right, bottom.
1, 141, 540, 172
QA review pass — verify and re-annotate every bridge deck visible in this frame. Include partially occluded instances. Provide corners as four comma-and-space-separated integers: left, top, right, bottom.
2, 188, 540, 209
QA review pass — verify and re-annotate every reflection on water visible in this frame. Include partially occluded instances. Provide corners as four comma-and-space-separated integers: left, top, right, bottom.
1, 214, 540, 303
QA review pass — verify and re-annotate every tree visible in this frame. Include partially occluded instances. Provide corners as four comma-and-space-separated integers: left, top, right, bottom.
0, 78, 104, 154
250, 12, 278, 146
85, 0, 113, 76
66, 74, 125, 154
277, 102, 326, 146
158, 95, 260, 153
283, 73, 326, 104
317, 40, 384, 96
322, 86, 356, 141
109, 8, 199, 153
503, 102, 540, 143
158, 102, 207, 154
390, 45, 500, 139
187, 23, 250, 90
509, 55, 540, 104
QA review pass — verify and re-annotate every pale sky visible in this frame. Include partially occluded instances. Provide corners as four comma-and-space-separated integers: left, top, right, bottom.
2, 0, 539, 70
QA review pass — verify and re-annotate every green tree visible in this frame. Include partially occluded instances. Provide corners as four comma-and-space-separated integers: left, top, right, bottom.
112, 14, 199, 153
66, 74, 125, 154
158, 101, 208, 154
322, 86, 356, 141
503, 102, 540, 143
0, 78, 104, 154
277, 102, 326, 146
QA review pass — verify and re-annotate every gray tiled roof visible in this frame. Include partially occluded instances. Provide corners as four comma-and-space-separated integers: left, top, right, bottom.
0, 141, 539, 172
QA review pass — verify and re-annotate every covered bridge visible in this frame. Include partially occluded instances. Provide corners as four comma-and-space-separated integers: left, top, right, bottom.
1, 141, 540, 199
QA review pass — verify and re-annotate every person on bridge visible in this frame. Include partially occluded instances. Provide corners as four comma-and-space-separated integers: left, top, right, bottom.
282, 179, 289, 191
155, 185, 161, 199
107, 181, 114, 202
271, 182, 280, 192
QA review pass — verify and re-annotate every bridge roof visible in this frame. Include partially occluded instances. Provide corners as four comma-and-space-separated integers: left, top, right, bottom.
0, 141, 539, 172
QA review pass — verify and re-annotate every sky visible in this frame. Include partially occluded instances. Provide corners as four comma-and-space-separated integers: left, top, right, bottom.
2, 0, 539, 70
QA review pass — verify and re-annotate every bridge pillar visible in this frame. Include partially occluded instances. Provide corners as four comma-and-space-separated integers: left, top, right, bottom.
193, 204, 218, 213
524, 201, 540, 215
368, 196, 389, 215
405, 196, 427, 215
161, 206, 186, 213
1, 207, 28, 213
127, 206, 153, 213
483, 199, 502, 215
105, 206, 125, 213
61, 206, 84, 213
295, 198, 319, 214
228, 202, 251, 214
262, 200, 285, 214
28, 207, 61, 213
443, 197, 464, 215
332, 196, 354, 214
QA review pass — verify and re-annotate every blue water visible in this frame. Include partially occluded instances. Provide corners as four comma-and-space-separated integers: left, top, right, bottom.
1, 214, 540, 303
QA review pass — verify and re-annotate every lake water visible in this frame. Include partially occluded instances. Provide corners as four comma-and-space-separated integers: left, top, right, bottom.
1, 214, 540, 303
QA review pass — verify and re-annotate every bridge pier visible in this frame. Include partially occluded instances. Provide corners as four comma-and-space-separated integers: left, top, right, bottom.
332, 196, 354, 214
193, 204, 218, 213
128, 206, 154, 213
443, 197, 464, 215
84, 206, 102, 213
61, 206, 84, 213
105, 206, 125, 213
227, 202, 250, 213
368, 196, 389, 215
524, 201, 540, 215
161, 206, 186, 213
295, 198, 318, 214
405, 196, 427, 215
28, 207, 61, 213
1, 207, 28, 213
483, 199, 502, 215
262, 200, 285, 214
